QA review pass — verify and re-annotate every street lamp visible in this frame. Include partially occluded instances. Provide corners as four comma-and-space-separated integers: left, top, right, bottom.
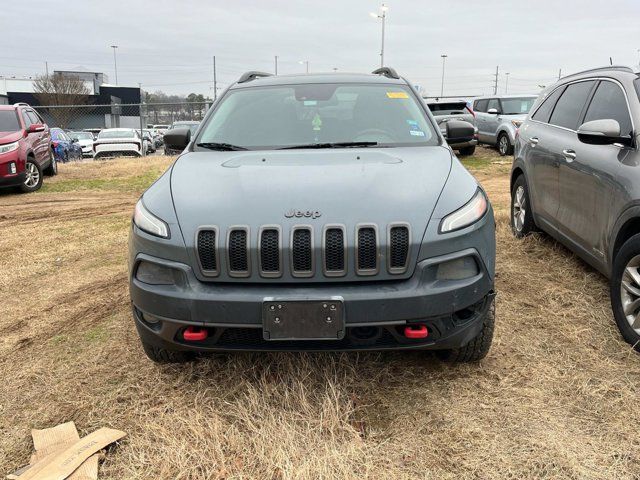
440, 54, 447, 97
110, 45, 118, 85
298, 60, 309, 73
505, 72, 510, 93
370, 4, 388, 68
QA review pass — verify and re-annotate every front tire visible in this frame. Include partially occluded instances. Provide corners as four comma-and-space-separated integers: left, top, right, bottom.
610, 235, 640, 351
44, 150, 58, 176
438, 299, 495, 362
459, 145, 476, 156
141, 340, 196, 364
511, 175, 536, 237
20, 159, 43, 193
498, 132, 513, 156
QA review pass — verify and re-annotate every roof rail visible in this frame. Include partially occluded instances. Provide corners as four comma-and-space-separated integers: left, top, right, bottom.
371, 67, 400, 79
237, 71, 273, 84
560, 65, 634, 81
13, 102, 30, 107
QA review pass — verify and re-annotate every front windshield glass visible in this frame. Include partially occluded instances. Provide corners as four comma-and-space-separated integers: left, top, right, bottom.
0, 111, 20, 132
197, 83, 437, 149
99, 129, 135, 139
501, 97, 537, 115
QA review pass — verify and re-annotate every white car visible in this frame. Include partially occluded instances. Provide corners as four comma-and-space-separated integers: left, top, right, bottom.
68, 131, 95, 157
93, 128, 145, 159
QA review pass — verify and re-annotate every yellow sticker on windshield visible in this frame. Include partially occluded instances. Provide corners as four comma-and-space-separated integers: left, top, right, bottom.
386, 91, 409, 99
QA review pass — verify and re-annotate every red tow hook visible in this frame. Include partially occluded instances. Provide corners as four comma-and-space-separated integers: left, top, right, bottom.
183, 326, 208, 342
404, 325, 429, 339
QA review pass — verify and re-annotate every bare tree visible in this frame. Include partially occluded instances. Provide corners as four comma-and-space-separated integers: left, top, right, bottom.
33, 73, 91, 128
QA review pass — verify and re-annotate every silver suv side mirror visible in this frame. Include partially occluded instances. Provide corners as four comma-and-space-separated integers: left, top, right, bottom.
577, 119, 632, 147
487, 108, 499, 115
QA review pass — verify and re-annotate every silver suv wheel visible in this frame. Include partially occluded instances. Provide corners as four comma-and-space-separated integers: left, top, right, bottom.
512, 186, 526, 232
24, 161, 40, 188
620, 254, 640, 335
499, 135, 509, 155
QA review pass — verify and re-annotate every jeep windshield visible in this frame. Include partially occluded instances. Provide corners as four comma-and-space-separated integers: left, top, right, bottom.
0, 110, 20, 132
500, 97, 537, 115
196, 83, 438, 150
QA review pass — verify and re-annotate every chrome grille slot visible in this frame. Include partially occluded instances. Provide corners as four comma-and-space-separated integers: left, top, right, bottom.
227, 227, 250, 277
388, 224, 410, 274
323, 226, 346, 276
356, 225, 378, 275
259, 227, 281, 277
196, 228, 218, 276
291, 227, 313, 277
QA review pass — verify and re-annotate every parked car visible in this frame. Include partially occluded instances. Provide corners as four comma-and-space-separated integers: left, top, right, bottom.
129, 68, 496, 363
0, 103, 56, 193
164, 121, 200, 155
93, 128, 145, 159
142, 131, 156, 153
144, 129, 162, 149
50, 128, 83, 162
151, 124, 170, 135
68, 131, 95, 157
511, 65, 640, 350
473, 95, 538, 156
426, 98, 478, 155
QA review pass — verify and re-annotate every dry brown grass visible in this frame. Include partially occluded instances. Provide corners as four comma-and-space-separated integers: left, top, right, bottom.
1, 149, 639, 479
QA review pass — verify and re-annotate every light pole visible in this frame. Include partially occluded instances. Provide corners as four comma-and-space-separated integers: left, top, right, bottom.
440, 54, 447, 97
370, 4, 388, 68
299, 60, 309, 73
505, 72, 510, 93
110, 45, 118, 85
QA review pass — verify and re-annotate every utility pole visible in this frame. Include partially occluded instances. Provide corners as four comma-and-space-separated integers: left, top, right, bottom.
214, 56, 218, 100
45, 61, 49, 77
440, 54, 447, 97
274, 55, 278, 75
370, 4, 388, 68
493, 66, 499, 95
138, 83, 145, 156
558, 68, 562, 80
110, 45, 118, 85
505, 72, 510, 93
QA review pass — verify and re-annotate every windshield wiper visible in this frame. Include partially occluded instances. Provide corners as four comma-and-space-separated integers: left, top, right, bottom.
279, 141, 378, 150
196, 142, 248, 151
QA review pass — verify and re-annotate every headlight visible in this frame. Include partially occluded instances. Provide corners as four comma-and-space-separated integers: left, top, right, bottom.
0, 141, 19, 155
133, 199, 169, 238
511, 120, 523, 128
440, 188, 488, 233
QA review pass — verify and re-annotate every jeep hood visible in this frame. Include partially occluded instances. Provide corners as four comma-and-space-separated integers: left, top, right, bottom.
0, 131, 23, 143
170, 146, 453, 242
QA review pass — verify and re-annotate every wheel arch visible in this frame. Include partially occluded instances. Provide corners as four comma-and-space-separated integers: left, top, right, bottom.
610, 210, 640, 272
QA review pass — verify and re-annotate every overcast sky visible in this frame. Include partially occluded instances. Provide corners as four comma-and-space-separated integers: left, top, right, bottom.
2, 0, 639, 97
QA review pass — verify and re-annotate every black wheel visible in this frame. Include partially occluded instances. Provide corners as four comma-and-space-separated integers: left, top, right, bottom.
141, 340, 195, 364
511, 175, 536, 238
498, 132, 513, 156
458, 146, 476, 156
610, 234, 640, 351
63, 150, 69, 163
438, 299, 495, 362
19, 158, 43, 193
43, 150, 58, 176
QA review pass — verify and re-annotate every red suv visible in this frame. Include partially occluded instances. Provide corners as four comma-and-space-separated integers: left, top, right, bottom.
0, 103, 56, 193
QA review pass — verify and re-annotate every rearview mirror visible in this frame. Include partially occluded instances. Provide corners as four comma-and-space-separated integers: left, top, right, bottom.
445, 120, 475, 144
163, 127, 191, 151
577, 119, 632, 146
27, 124, 45, 133
487, 108, 499, 115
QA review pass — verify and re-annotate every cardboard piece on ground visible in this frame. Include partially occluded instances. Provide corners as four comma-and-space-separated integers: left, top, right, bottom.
10, 425, 125, 480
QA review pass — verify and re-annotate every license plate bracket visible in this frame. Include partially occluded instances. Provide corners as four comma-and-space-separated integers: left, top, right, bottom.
262, 297, 345, 341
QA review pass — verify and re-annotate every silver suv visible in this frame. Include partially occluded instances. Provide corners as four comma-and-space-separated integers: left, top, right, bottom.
473, 95, 537, 155
511, 66, 640, 350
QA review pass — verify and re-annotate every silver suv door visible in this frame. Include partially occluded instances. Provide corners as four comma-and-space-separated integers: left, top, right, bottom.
557, 80, 633, 264
485, 98, 502, 145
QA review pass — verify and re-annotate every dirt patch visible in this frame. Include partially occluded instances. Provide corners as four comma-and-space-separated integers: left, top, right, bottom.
1, 150, 639, 479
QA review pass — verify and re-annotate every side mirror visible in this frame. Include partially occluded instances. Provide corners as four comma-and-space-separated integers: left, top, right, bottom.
28, 124, 45, 133
445, 120, 475, 144
577, 119, 632, 146
487, 108, 499, 115
163, 127, 191, 151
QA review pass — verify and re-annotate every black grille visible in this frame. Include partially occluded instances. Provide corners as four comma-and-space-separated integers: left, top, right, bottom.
260, 229, 280, 273
325, 228, 345, 273
197, 230, 217, 272
228, 229, 248, 272
292, 228, 312, 273
357, 227, 377, 272
389, 226, 409, 270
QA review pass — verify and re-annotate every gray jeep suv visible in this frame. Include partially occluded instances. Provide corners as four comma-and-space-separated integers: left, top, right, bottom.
129, 68, 496, 363
511, 65, 640, 350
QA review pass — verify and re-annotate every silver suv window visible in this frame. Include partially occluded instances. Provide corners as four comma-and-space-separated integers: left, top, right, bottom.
583, 81, 632, 137
549, 81, 596, 130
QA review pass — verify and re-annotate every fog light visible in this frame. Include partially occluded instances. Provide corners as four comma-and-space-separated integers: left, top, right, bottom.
136, 260, 176, 285
9, 162, 16, 174
436, 256, 478, 281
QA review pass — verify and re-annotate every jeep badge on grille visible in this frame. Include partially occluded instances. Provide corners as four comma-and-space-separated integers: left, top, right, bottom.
285, 210, 322, 219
